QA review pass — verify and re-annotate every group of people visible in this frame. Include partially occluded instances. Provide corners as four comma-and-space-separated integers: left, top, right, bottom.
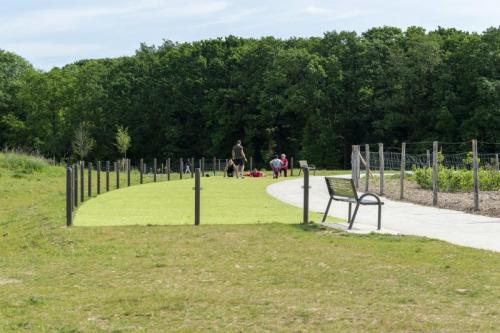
224, 140, 289, 179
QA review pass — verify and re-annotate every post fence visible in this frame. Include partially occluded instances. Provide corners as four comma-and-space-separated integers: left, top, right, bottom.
153, 158, 157, 182
80, 161, 84, 202
249, 156, 253, 173
379, 143, 384, 195
191, 158, 194, 178
115, 161, 120, 189
66, 166, 73, 227
88, 162, 92, 197
140, 158, 144, 184
290, 157, 294, 176
213, 157, 216, 176
400, 142, 406, 200
127, 159, 131, 186
432, 141, 438, 206
167, 158, 171, 181
74, 163, 78, 206
472, 139, 479, 211
496, 154, 499, 172
194, 168, 201, 226
97, 161, 101, 194
365, 144, 370, 192
202, 157, 205, 176
179, 158, 183, 179
303, 167, 310, 224
106, 161, 110, 192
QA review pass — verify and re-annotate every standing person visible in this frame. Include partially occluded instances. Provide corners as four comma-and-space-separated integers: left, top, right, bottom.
280, 153, 289, 177
184, 160, 191, 174
232, 140, 247, 178
270, 155, 283, 179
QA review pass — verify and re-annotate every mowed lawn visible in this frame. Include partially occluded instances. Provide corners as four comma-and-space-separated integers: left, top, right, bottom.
1, 154, 499, 332
74, 176, 328, 226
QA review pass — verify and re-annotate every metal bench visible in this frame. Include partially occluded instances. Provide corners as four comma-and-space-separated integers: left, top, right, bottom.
322, 177, 384, 230
298, 160, 316, 176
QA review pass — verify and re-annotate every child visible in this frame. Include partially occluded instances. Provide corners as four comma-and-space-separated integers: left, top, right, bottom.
246, 168, 265, 177
225, 159, 235, 177
280, 153, 288, 177
269, 155, 283, 179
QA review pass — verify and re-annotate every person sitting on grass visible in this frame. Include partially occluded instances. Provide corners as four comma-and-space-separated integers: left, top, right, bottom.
269, 155, 283, 179
224, 159, 235, 177
245, 168, 265, 177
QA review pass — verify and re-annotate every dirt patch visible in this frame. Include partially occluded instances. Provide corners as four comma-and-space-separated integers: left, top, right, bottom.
366, 178, 500, 218
0, 277, 22, 285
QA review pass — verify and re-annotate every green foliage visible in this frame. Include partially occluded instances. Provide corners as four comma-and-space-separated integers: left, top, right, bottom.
114, 126, 131, 157
0, 152, 48, 173
414, 167, 500, 192
1, 27, 500, 167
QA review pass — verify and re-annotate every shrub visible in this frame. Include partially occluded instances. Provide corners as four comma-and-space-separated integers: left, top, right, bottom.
413, 166, 500, 192
0, 153, 48, 173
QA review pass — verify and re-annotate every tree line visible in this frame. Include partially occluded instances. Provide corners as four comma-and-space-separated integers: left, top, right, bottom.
1, 26, 499, 167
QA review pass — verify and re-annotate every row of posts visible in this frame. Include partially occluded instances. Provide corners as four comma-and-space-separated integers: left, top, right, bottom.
66, 156, 296, 226
352, 139, 492, 211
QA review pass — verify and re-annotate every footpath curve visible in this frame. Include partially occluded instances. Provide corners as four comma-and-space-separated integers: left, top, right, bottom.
267, 176, 500, 252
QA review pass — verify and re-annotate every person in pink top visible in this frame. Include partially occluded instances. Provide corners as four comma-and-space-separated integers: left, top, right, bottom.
280, 153, 289, 177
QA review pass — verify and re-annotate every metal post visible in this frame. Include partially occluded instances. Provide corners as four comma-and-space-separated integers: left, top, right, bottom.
154, 158, 157, 182
140, 158, 144, 184
88, 162, 92, 197
432, 141, 438, 206
127, 159, 131, 186
213, 157, 216, 176
303, 167, 310, 224
66, 166, 73, 227
106, 161, 110, 192
194, 168, 201, 226
472, 139, 479, 211
80, 161, 84, 202
97, 161, 101, 194
74, 163, 78, 206
400, 142, 406, 200
180, 158, 183, 179
365, 144, 370, 192
167, 158, 171, 181
290, 157, 294, 176
379, 143, 384, 195
115, 161, 120, 189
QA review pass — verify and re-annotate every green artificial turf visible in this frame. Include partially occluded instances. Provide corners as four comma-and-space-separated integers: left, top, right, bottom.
74, 176, 329, 226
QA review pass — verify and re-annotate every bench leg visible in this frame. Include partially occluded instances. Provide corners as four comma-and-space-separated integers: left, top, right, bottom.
322, 198, 333, 222
377, 204, 382, 230
348, 203, 352, 223
348, 202, 360, 230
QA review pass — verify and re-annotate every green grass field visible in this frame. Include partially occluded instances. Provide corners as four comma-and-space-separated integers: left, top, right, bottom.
1, 153, 499, 332
74, 177, 329, 226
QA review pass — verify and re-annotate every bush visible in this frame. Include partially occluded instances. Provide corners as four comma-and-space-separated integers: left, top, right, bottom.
413, 166, 500, 192
0, 153, 49, 173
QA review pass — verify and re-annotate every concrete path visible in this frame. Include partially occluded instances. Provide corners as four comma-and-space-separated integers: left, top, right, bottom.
267, 176, 500, 252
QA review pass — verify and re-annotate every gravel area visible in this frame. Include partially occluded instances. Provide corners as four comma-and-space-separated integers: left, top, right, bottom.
366, 178, 500, 218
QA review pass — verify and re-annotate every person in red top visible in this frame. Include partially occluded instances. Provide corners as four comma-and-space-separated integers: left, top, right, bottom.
280, 153, 289, 177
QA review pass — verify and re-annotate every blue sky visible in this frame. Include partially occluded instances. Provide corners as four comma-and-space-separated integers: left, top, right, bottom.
1, 0, 499, 70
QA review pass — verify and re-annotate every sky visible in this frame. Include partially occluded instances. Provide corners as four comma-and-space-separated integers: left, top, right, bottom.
1, 0, 499, 70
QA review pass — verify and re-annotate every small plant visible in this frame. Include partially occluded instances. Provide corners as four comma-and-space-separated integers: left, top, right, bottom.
413, 166, 500, 192
72, 123, 95, 160
115, 126, 131, 159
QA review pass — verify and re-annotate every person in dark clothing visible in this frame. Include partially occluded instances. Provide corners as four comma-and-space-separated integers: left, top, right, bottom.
231, 140, 247, 178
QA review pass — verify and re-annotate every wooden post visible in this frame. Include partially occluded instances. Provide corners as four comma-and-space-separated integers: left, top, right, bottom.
140, 158, 144, 184
213, 156, 216, 176
218, 159, 221, 173
495, 153, 499, 172
400, 142, 406, 200
201, 157, 205, 176
224, 159, 228, 177
365, 144, 370, 192
74, 163, 78, 206
127, 159, 131, 186
167, 158, 171, 181
66, 166, 73, 227
356, 145, 361, 188
115, 161, 120, 189
80, 161, 84, 202
194, 168, 201, 226
290, 157, 294, 176
106, 161, 110, 192
153, 158, 157, 182
179, 158, 183, 179
426, 150, 431, 168
379, 143, 384, 195
432, 141, 438, 206
97, 161, 101, 194
303, 167, 310, 224
472, 139, 479, 211
249, 156, 253, 173
88, 162, 92, 197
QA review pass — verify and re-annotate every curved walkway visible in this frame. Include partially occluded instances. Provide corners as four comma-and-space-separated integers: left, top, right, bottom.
267, 176, 500, 252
